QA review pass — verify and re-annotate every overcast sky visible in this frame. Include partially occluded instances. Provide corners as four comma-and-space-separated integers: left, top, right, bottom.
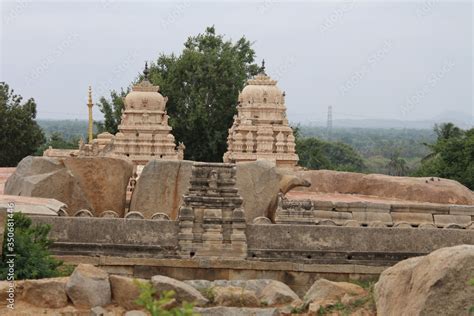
1, 0, 472, 125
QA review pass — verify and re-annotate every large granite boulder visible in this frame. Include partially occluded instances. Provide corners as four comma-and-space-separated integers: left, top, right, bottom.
297, 170, 474, 205
110, 275, 146, 310
20, 277, 69, 308
236, 161, 310, 222
374, 244, 474, 315
151, 275, 208, 306
304, 278, 367, 312
129, 160, 194, 219
5, 156, 133, 216
131, 160, 309, 222
212, 286, 260, 307
66, 264, 111, 308
194, 307, 280, 316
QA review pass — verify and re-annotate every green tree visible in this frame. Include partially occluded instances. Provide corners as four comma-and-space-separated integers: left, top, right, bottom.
98, 26, 259, 161
0, 82, 45, 167
296, 137, 366, 172
95, 89, 128, 134
35, 132, 80, 155
0, 212, 63, 280
386, 151, 409, 176
415, 123, 474, 189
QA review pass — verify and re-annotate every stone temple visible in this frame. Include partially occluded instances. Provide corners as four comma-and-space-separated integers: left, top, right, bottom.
45, 63, 184, 167
223, 61, 298, 168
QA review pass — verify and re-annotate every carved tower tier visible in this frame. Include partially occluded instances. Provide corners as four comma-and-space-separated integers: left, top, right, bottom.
223, 61, 298, 168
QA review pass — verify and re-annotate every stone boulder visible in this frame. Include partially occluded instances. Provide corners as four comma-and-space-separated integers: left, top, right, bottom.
236, 161, 310, 222
151, 275, 208, 306
66, 264, 111, 308
110, 275, 146, 310
374, 244, 474, 316
129, 160, 194, 219
212, 286, 259, 307
304, 278, 367, 311
260, 281, 301, 306
20, 277, 69, 308
296, 170, 474, 205
5, 156, 133, 216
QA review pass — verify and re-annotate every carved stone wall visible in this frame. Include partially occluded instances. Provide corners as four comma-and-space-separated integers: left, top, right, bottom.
177, 162, 247, 258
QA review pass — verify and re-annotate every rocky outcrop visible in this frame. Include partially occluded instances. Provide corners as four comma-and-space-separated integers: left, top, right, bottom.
194, 307, 280, 316
129, 160, 194, 219
374, 244, 474, 316
236, 161, 310, 222
110, 275, 146, 310
20, 277, 69, 308
151, 275, 208, 306
212, 286, 259, 307
130, 160, 310, 222
4, 156, 133, 216
304, 278, 367, 312
260, 281, 302, 306
297, 170, 474, 205
66, 264, 111, 308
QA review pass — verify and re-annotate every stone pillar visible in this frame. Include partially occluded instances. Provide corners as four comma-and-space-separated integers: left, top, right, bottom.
230, 208, 247, 258
177, 206, 195, 257
199, 208, 224, 257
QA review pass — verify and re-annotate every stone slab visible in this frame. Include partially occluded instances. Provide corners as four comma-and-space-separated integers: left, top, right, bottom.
352, 212, 393, 224
449, 205, 474, 216
433, 214, 472, 227
391, 212, 433, 224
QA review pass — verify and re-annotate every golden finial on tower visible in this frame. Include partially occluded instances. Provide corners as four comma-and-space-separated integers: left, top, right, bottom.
87, 86, 93, 144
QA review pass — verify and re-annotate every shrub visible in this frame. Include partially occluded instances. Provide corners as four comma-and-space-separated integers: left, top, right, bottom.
134, 280, 197, 316
0, 212, 63, 280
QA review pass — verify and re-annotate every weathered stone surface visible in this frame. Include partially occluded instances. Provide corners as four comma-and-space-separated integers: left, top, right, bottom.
259, 280, 301, 306
130, 160, 194, 219
195, 306, 280, 316
434, 214, 471, 227
20, 277, 68, 308
66, 264, 111, 308
124, 311, 147, 316
374, 245, 474, 316
253, 216, 272, 225
296, 169, 474, 205
352, 212, 392, 225
5, 156, 133, 216
151, 275, 208, 306
391, 212, 433, 224
110, 275, 146, 310
90, 306, 108, 316
212, 286, 259, 307
303, 278, 366, 307
236, 160, 310, 222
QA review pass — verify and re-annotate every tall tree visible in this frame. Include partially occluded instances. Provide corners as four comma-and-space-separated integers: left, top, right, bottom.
98, 26, 259, 161
0, 82, 45, 167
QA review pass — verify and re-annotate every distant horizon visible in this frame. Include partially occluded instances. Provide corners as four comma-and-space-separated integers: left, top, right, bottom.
2, 1, 472, 124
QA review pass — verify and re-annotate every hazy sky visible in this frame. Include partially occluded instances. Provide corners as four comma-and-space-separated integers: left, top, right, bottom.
1, 0, 472, 125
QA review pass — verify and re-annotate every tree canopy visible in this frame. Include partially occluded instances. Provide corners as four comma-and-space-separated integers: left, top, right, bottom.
414, 123, 474, 189
97, 26, 259, 162
0, 82, 45, 167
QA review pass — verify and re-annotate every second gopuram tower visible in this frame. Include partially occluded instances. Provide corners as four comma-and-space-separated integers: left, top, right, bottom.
223, 61, 299, 168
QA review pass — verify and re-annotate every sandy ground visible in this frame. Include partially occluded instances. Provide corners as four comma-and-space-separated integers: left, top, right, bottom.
0, 168, 15, 195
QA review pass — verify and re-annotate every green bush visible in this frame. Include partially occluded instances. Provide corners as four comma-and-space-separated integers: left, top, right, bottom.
134, 280, 197, 316
0, 212, 63, 280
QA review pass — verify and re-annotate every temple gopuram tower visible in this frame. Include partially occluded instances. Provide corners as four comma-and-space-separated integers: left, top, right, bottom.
112, 63, 184, 165
223, 61, 298, 168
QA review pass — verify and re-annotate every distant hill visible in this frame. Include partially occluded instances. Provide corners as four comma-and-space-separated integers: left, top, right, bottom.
37, 119, 94, 140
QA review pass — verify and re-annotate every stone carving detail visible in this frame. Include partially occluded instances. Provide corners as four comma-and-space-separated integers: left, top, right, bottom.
177, 163, 246, 258
101, 210, 119, 218
151, 212, 171, 221
74, 209, 93, 217
223, 62, 298, 168
125, 211, 144, 220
